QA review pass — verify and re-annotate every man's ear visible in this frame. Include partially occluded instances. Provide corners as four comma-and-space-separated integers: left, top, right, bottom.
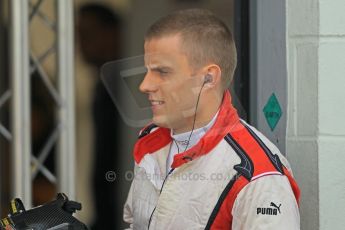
202, 64, 221, 87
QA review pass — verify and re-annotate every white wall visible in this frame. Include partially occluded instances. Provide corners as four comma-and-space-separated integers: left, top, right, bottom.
318, 0, 345, 228
286, 0, 345, 229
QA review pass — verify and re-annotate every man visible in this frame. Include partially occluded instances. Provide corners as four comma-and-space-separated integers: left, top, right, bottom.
124, 9, 300, 229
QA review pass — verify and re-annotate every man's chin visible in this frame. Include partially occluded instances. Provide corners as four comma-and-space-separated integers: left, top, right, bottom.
152, 115, 170, 128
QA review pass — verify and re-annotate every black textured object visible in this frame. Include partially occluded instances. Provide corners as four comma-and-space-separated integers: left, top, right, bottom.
0, 193, 88, 230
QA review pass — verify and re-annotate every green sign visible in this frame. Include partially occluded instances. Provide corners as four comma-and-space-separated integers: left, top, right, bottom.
263, 93, 282, 131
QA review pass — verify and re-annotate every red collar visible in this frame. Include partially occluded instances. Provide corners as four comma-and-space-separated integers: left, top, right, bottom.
133, 90, 240, 168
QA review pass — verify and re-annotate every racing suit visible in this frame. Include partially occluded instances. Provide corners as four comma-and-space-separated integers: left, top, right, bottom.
124, 90, 300, 229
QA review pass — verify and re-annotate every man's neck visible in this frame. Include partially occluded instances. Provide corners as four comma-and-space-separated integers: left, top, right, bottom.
172, 91, 223, 134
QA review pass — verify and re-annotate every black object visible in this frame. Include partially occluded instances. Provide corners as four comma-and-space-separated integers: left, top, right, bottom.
0, 193, 88, 230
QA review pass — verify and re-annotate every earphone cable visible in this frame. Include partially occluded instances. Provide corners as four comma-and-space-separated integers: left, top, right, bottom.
183, 81, 207, 152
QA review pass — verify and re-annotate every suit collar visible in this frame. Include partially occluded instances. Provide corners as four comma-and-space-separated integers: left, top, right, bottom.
133, 90, 240, 169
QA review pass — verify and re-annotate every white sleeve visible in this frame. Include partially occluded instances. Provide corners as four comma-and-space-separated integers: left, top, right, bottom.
123, 181, 134, 229
232, 175, 300, 230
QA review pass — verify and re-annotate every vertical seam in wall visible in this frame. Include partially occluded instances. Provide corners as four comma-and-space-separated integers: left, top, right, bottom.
316, 0, 320, 228
282, 0, 288, 154
293, 42, 297, 138
285, 0, 297, 143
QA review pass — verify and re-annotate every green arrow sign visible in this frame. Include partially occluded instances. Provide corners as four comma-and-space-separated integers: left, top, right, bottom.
263, 93, 282, 131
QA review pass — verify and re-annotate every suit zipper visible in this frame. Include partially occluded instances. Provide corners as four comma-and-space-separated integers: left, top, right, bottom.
147, 168, 175, 229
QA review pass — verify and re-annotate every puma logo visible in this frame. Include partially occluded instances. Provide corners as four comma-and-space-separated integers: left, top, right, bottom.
257, 202, 282, 216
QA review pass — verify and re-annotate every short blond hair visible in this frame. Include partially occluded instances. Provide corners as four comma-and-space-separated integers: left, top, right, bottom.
145, 9, 237, 90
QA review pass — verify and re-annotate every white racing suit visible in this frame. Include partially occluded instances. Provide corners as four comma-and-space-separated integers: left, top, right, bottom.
124, 90, 300, 230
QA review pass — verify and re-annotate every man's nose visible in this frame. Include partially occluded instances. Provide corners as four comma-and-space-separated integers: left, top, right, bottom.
139, 72, 157, 93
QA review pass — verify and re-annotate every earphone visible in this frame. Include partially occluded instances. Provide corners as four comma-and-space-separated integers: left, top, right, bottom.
204, 73, 213, 84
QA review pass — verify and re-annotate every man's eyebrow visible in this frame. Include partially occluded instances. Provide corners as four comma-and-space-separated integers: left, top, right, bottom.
148, 65, 174, 72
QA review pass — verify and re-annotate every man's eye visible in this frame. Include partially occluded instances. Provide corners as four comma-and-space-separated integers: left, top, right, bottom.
158, 70, 169, 75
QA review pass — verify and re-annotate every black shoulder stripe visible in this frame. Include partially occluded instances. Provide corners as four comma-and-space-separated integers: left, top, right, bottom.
138, 123, 158, 139
224, 134, 254, 181
240, 121, 284, 175
205, 173, 241, 230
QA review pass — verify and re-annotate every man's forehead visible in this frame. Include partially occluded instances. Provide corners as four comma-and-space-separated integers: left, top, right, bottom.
144, 52, 177, 67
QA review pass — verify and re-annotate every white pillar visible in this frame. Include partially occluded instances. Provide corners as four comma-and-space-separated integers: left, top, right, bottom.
56, 0, 76, 199
10, 0, 32, 208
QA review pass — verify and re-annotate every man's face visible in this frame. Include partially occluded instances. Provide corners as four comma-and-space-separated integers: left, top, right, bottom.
140, 35, 203, 131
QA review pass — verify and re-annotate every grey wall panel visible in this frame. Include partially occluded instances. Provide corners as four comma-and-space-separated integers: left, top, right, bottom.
250, 0, 287, 153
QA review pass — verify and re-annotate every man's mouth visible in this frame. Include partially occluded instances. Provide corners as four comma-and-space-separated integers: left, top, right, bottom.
150, 100, 165, 105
